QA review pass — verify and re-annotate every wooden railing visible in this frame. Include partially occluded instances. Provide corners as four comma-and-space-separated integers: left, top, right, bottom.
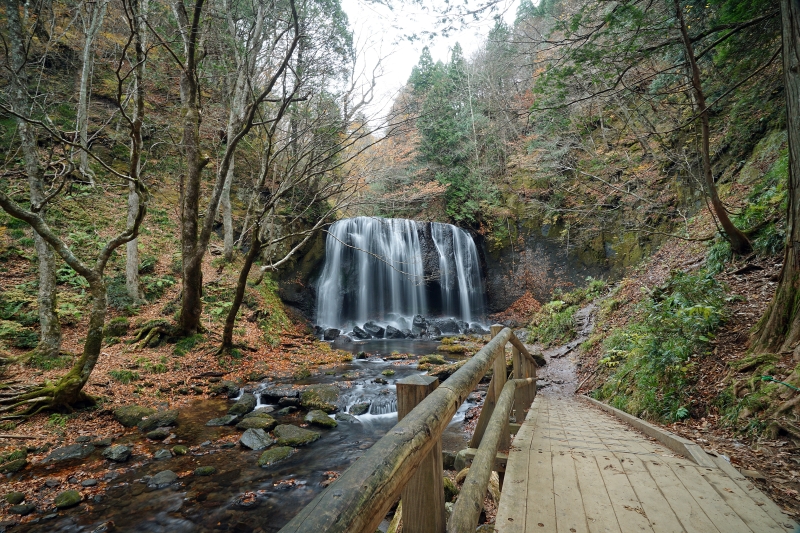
278, 325, 541, 533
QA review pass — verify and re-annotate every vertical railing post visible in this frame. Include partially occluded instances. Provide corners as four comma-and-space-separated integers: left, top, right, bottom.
470, 325, 509, 449
512, 344, 524, 422
397, 375, 445, 533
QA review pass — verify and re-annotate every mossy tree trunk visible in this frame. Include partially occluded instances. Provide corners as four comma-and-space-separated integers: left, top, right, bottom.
751, 0, 800, 354
5, 0, 63, 360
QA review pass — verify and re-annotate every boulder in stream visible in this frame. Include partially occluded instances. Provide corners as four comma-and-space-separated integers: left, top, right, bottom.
148, 470, 178, 489
228, 393, 257, 416
258, 446, 296, 467
102, 445, 131, 462
53, 490, 82, 509
349, 402, 370, 416
352, 326, 371, 339
146, 427, 171, 440
304, 410, 337, 428
239, 428, 274, 450
332, 334, 353, 348
273, 424, 320, 446
334, 412, 359, 423
323, 328, 340, 341
300, 385, 339, 413
154, 449, 172, 460
206, 414, 239, 426
363, 321, 385, 338
236, 413, 276, 431
385, 326, 405, 339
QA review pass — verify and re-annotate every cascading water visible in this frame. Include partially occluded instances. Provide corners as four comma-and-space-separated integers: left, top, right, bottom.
316, 216, 487, 332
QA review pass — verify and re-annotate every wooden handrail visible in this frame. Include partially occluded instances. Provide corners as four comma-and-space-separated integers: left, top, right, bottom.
447, 377, 535, 533
278, 327, 539, 533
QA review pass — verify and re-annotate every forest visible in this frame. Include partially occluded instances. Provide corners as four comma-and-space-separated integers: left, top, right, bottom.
0, 0, 799, 529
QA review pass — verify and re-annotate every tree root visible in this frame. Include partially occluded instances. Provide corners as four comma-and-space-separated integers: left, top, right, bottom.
0, 382, 94, 420
133, 319, 178, 349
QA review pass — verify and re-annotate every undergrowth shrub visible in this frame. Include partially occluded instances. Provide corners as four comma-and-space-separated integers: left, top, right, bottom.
593, 270, 728, 422
529, 277, 606, 347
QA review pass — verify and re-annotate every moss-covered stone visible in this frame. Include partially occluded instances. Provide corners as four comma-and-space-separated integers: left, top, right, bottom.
443, 476, 459, 502
258, 446, 295, 467
236, 414, 276, 431
54, 490, 82, 509
137, 410, 178, 432
172, 445, 189, 456
0, 457, 28, 474
114, 405, 156, 428
304, 410, 337, 428
104, 317, 130, 337
300, 385, 339, 413
5, 491, 25, 505
228, 393, 257, 416
273, 424, 320, 446
194, 466, 216, 476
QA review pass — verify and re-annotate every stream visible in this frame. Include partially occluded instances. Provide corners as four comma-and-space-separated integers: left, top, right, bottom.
22, 341, 475, 533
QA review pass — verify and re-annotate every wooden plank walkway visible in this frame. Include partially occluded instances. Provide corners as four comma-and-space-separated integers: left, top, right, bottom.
495, 394, 798, 533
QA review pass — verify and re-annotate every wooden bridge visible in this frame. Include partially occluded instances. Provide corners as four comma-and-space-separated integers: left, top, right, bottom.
279, 327, 798, 533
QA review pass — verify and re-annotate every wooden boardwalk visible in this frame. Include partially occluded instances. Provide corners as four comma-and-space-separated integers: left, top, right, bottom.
495, 394, 798, 533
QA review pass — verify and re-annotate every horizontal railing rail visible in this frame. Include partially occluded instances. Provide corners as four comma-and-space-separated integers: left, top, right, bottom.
278, 326, 539, 533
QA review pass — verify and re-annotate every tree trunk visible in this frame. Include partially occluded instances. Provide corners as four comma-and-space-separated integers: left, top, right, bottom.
751, 0, 800, 353
675, 0, 752, 255
222, 227, 261, 349
75, 0, 108, 185
222, 159, 235, 261
5, 0, 62, 359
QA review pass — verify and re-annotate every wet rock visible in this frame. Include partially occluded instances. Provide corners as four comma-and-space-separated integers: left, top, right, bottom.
352, 326, 371, 339
172, 445, 188, 456
322, 328, 341, 341
54, 490, 82, 509
304, 410, 337, 428
194, 466, 216, 476
90, 521, 114, 532
412, 314, 427, 329
300, 385, 339, 413
5, 492, 24, 505
381, 370, 395, 376
385, 326, 405, 339
148, 470, 178, 489
239, 429, 274, 451
363, 321, 385, 338
10, 503, 35, 516
232, 492, 260, 509
114, 405, 156, 428
75, 436, 93, 443
210, 380, 240, 398
349, 402, 370, 416
442, 450, 457, 470
258, 446, 295, 467
332, 334, 353, 348
276, 406, 297, 415
402, 328, 414, 338
278, 397, 300, 407
81, 479, 98, 487
236, 414, 276, 431
228, 393, 257, 416
154, 449, 172, 460
91, 437, 113, 447
137, 410, 178, 432
273, 425, 320, 446
456, 320, 469, 333
43, 444, 95, 464
428, 326, 442, 337
45, 478, 60, 488
373, 377, 388, 385
260, 385, 299, 403
245, 406, 275, 416
206, 415, 239, 427
429, 318, 459, 334
334, 412, 359, 423
0, 458, 27, 474
102, 444, 132, 462
355, 351, 368, 359
146, 427, 171, 440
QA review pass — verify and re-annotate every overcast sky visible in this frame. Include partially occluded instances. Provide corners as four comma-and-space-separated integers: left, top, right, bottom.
339, 0, 522, 120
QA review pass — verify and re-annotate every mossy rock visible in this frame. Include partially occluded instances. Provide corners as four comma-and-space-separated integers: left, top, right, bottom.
194, 466, 216, 476
172, 445, 189, 456
228, 393, 257, 416
273, 424, 320, 446
114, 405, 156, 428
381, 370, 395, 376
54, 490, 82, 509
258, 446, 296, 467
104, 317, 130, 337
304, 410, 337, 428
419, 354, 447, 365
437, 344, 468, 354
300, 385, 339, 413
729, 353, 780, 373
428, 360, 467, 380
443, 476, 459, 502
236, 414, 277, 431
349, 402, 370, 416
5, 491, 24, 505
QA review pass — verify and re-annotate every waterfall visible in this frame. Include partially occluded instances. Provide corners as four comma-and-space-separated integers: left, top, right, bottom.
316, 217, 487, 332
